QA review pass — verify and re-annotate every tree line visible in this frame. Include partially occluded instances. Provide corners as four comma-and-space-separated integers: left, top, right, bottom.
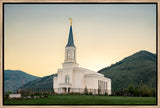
113, 84, 156, 97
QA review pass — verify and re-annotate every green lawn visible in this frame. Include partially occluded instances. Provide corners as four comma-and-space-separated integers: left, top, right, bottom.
4, 95, 157, 105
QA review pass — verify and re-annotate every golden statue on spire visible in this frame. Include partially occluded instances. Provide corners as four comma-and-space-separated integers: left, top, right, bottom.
69, 17, 72, 26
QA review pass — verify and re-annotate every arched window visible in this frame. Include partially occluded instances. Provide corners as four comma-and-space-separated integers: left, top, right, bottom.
65, 75, 69, 84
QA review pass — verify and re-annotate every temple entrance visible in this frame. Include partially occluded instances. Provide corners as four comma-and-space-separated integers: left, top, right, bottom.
62, 87, 71, 94
62, 88, 66, 93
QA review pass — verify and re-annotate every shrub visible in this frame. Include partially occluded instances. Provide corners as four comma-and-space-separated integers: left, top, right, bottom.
84, 86, 88, 95
70, 92, 81, 95
105, 92, 108, 96
4, 91, 12, 99
88, 92, 92, 95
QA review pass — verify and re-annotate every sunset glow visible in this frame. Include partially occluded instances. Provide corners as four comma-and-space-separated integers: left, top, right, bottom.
4, 4, 156, 77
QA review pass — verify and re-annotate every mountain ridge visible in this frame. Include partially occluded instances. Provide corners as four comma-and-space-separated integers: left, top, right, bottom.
98, 50, 156, 92
4, 70, 40, 92
19, 74, 55, 90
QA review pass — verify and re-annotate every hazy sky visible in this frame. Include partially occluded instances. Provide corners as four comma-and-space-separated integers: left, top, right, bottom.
4, 4, 156, 77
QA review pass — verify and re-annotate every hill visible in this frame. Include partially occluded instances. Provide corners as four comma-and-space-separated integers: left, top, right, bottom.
4, 70, 40, 93
98, 50, 156, 92
19, 74, 55, 89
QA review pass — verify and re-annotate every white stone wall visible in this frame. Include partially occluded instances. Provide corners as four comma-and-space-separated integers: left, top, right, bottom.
9, 94, 21, 98
84, 76, 98, 89
107, 79, 112, 94
72, 69, 85, 89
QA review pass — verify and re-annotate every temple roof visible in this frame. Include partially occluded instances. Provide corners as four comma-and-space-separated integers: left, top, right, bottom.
66, 25, 75, 47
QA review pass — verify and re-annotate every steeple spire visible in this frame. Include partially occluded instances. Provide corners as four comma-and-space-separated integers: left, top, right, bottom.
66, 18, 75, 47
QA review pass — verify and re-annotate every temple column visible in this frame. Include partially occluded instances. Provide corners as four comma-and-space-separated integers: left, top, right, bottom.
66, 87, 68, 94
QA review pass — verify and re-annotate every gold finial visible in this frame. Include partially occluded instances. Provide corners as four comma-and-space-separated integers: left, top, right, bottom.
69, 17, 72, 26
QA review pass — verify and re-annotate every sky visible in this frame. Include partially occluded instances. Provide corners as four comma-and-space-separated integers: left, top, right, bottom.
4, 4, 156, 77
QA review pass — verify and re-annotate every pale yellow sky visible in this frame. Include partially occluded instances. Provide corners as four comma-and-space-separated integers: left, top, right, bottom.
4, 4, 156, 77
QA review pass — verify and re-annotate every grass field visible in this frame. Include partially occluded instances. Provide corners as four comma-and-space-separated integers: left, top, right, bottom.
4, 95, 157, 105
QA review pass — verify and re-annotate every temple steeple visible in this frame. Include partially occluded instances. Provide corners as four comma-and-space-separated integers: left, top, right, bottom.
64, 18, 76, 63
66, 18, 75, 47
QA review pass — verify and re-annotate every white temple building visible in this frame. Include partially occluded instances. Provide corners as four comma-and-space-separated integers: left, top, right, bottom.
53, 18, 111, 95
